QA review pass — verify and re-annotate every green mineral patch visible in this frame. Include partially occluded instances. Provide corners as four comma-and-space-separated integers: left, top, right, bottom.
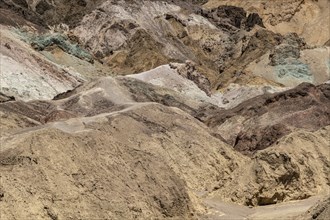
275, 60, 313, 83
14, 28, 93, 63
31, 34, 93, 63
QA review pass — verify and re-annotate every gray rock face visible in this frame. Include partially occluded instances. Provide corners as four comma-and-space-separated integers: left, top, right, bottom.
269, 33, 307, 66
200, 5, 265, 31
1, 0, 105, 26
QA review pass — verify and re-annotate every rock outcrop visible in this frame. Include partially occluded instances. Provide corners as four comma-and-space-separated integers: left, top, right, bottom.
204, 0, 330, 46
201, 83, 330, 154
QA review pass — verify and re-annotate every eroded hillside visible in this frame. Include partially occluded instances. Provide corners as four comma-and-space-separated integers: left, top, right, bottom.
0, 0, 329, 219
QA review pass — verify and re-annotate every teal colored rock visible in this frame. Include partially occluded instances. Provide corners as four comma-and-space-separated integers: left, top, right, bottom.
275, 59, 313, 82
31, 34, 94, 63
14, 28, 93, 63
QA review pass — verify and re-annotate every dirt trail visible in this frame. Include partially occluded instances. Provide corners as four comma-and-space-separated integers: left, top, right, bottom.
204, 196, 324, 220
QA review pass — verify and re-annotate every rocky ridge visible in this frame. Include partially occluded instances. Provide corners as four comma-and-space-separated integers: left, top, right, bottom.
0, 76, 329, 219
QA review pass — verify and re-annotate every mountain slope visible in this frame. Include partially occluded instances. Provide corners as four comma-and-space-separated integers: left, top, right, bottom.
0, 0, 329, 219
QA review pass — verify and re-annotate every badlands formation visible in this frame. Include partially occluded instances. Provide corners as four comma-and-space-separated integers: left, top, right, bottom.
0, 0, 329, 219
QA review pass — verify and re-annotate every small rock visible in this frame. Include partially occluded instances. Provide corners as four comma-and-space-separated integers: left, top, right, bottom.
222, 98, 230, 104
4, 43, 11, 50
0, 189, 4, 201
